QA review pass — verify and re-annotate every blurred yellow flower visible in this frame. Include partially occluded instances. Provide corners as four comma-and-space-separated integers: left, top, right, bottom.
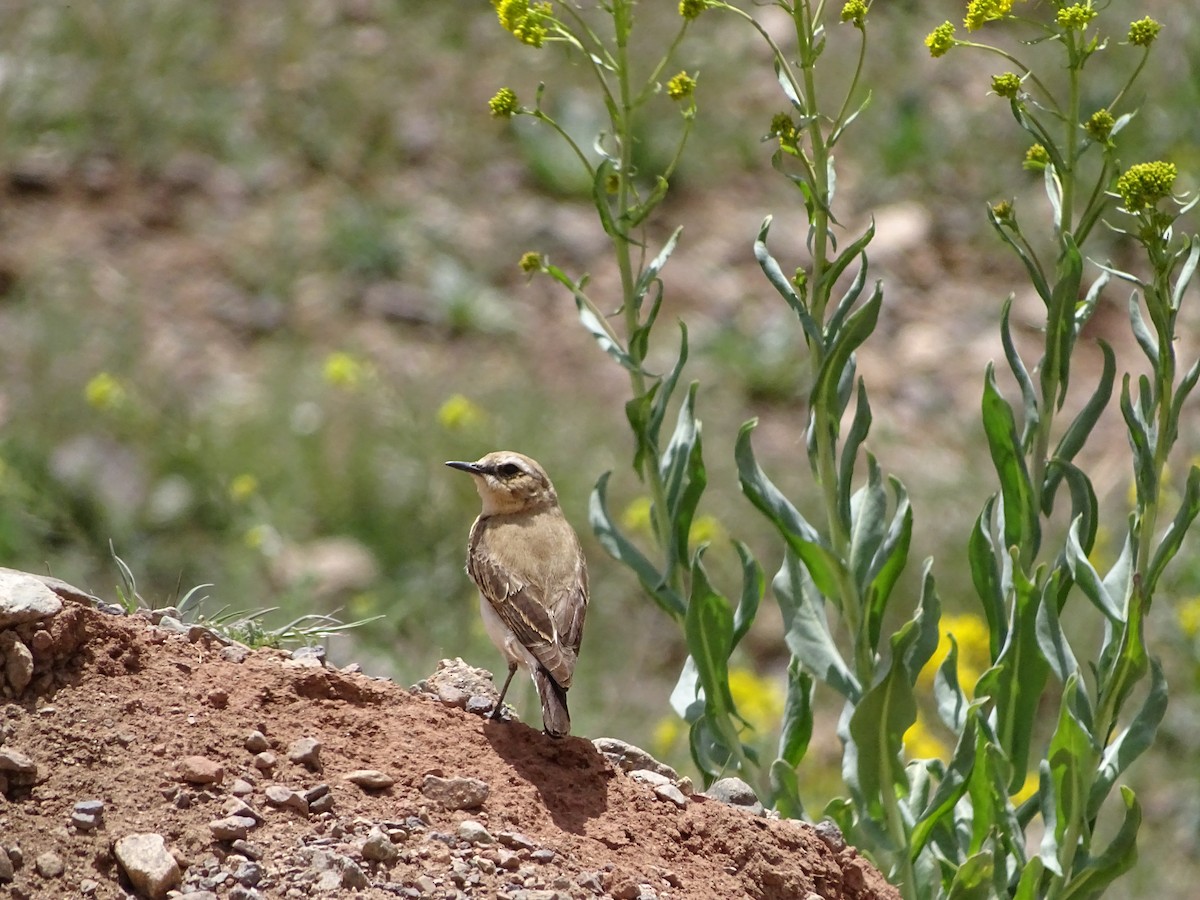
322, 351, 367, 390
229, 473, 259, 503
919, 613, 992, 695
436, 394, 485, 431
85, 372, 126, 411
689, 514, 724, 546
620, 496, 653, 534
729, 667, 784, 734
652, 716, 684, 759
904, 714, 949, 762
1177, 597, 1200, 639
1011, 770, 1038, 806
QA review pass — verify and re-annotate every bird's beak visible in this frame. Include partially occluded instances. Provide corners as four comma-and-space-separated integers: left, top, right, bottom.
445, 460, 482, 475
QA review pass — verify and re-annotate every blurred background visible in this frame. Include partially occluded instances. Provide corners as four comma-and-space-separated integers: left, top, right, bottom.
1, 0, 1198, 893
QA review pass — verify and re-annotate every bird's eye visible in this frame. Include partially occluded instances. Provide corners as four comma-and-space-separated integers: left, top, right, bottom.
497, 463, 522, 478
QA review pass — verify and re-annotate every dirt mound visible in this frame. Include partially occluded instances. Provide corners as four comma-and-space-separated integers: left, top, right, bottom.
0, 581, 899, 900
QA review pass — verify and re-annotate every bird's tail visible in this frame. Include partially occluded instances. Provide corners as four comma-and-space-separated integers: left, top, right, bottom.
533, 666, 571, 738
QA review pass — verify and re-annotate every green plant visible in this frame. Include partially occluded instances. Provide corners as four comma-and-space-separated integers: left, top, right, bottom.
489, 0, 1198, 897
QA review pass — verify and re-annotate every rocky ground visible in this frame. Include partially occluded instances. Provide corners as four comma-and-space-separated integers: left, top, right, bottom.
0, 569, 899, 900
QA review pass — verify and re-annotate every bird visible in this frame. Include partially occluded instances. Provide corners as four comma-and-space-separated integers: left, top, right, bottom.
445, 451, 589, 738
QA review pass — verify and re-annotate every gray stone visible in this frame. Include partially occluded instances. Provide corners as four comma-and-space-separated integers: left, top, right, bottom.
0, 849, 12, 881
0, 567, 97, 607
0, 574, 62, 627
220, 644, 251, 663
591, 737, 679, 781
264, 785, 309, 813
222, 797, 263, 823
361, 827, 399, 863
290, 645, 326, 664
456, 820, 493, 845
628, 769, 672, 788
287, 737, 322, 770
0, 748, 36, 775
702, 776, 764, 816
209, 815, 257, 841
421, 774, 489, 810
74, 799, 105, 816
654, 783, 689, 809
35, 850, 64, 878
113, 833, 181, 899
0, 632, 34, 694
252, 751, 277, 771
71, 811, 101, 831
497, 831, 536, 851
530, 848, 556, 863
813, 818, 846, 851
342, 769, 394, 790
308, 792, 335, 814
178, 755, 224, 785
156, 615, 190, 635
244, 730, 270, 753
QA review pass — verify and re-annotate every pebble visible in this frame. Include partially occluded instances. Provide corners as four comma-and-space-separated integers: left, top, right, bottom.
361, 827, 399, 863
209, 815, 257, 841
654, 784, 689, 809
0, 748, 37, 775
421, 774, 489, 810
628, 769, 672, 787
244, 731, 270, 753
288, 737, 322, 770
221, 645, 251, 663
35, 850, 64, 878
530, 848, 556, 864
289, 644, 326, 665
178, 755, 224, 785
591, 737, 679, 781
497, 831, 536, 851
0, 572, 63, 627
813, 819, 847, 851
0, 850, 12, 882
253, 751, 277, 771
0, 632, 34, 694
114, 833, 182, 899
264, 785, 309, 813
231, 778, 255, 796
702, 776, 765, 816
343, 769, 394, 790
457, 820, 493, 845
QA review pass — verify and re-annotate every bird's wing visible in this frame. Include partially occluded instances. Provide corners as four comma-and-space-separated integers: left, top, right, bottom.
467, 539, 577, 689
551, 543, 588, 659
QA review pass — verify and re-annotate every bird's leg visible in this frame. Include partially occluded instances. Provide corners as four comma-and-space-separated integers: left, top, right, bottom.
491, 663, 518, 720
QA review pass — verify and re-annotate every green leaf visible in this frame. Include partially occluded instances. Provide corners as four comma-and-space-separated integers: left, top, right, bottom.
590, 472, 685, 619
731, 541, 763, 650
1060, 786, 1141, 900
1044, 234, 1083, 407
864, 477, 912, 650
848, 620, 920, 821
1014, 858, 1045, 900
736, 420, 849, 600
812, 282, 883, 420
1090, 658, 1166, 815
969, 498, 1006, 657
982, 364, 1040, 554
1000, 296, 1039, 447
754, 217, 823, 345
685, 551, 744, 771
1145, 465, 1200, 595
1127, 290, 1158, 366
1045, 340, 1115, 511
1036, 572, 1080, 686
668, 655, 704, 721
777, 659, 814, 768
774, 550, 859, 700
1047, 461, 1098, 558
822, 221, 876, 330
933, 636, 969, 733
575, 293, 636, 372
632, 226, 682, 306
838, 379, 873, 525
1119, 374, 1156, 505
1170, 235, 1199, 311
624, 175, 670, 230
769, 758, 806, 820
591, 157, 620, 238
1065, 516, 1122, 622
910, 703, 981, 860
1047, 676, 1097, 849
988, 204, 1052, 305
848, 454, 887, 595
648, 322, 690, 451
660, 382, 706, 576
946, 848, 995, 900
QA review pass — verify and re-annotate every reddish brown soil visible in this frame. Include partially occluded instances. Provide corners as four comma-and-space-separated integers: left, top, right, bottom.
0, 597, 900, 900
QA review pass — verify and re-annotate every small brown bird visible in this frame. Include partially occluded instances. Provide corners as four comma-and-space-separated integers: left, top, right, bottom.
446, 451, 589, 738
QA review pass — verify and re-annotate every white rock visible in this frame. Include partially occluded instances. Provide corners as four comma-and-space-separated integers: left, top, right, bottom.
113, 833, 181, 899
0, 574, 62, 628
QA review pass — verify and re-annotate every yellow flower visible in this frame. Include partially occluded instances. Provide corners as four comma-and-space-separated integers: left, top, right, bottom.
689, 514, 724, 546
904, 714, 949, 762
1010, 770, 1038, 805
1178, 597, 1200, 639
488, 87, 519, 118
229, 474, 259, 503
620, 496, 653, 534
666, 71, 696, 101
728, 667, 784, 734
519, 251, 543, 274
652, 716, 684, 758
436, 394, 485, 431
924, 21, 956, 58
1116, 161, 1177, 211
919, 613, 992, 695
1127, 17, 1162, 48
85, 372, 126, 411
322, 352, 367, 390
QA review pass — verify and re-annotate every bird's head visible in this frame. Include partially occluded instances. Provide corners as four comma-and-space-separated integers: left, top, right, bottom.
445, 451, 559, 515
